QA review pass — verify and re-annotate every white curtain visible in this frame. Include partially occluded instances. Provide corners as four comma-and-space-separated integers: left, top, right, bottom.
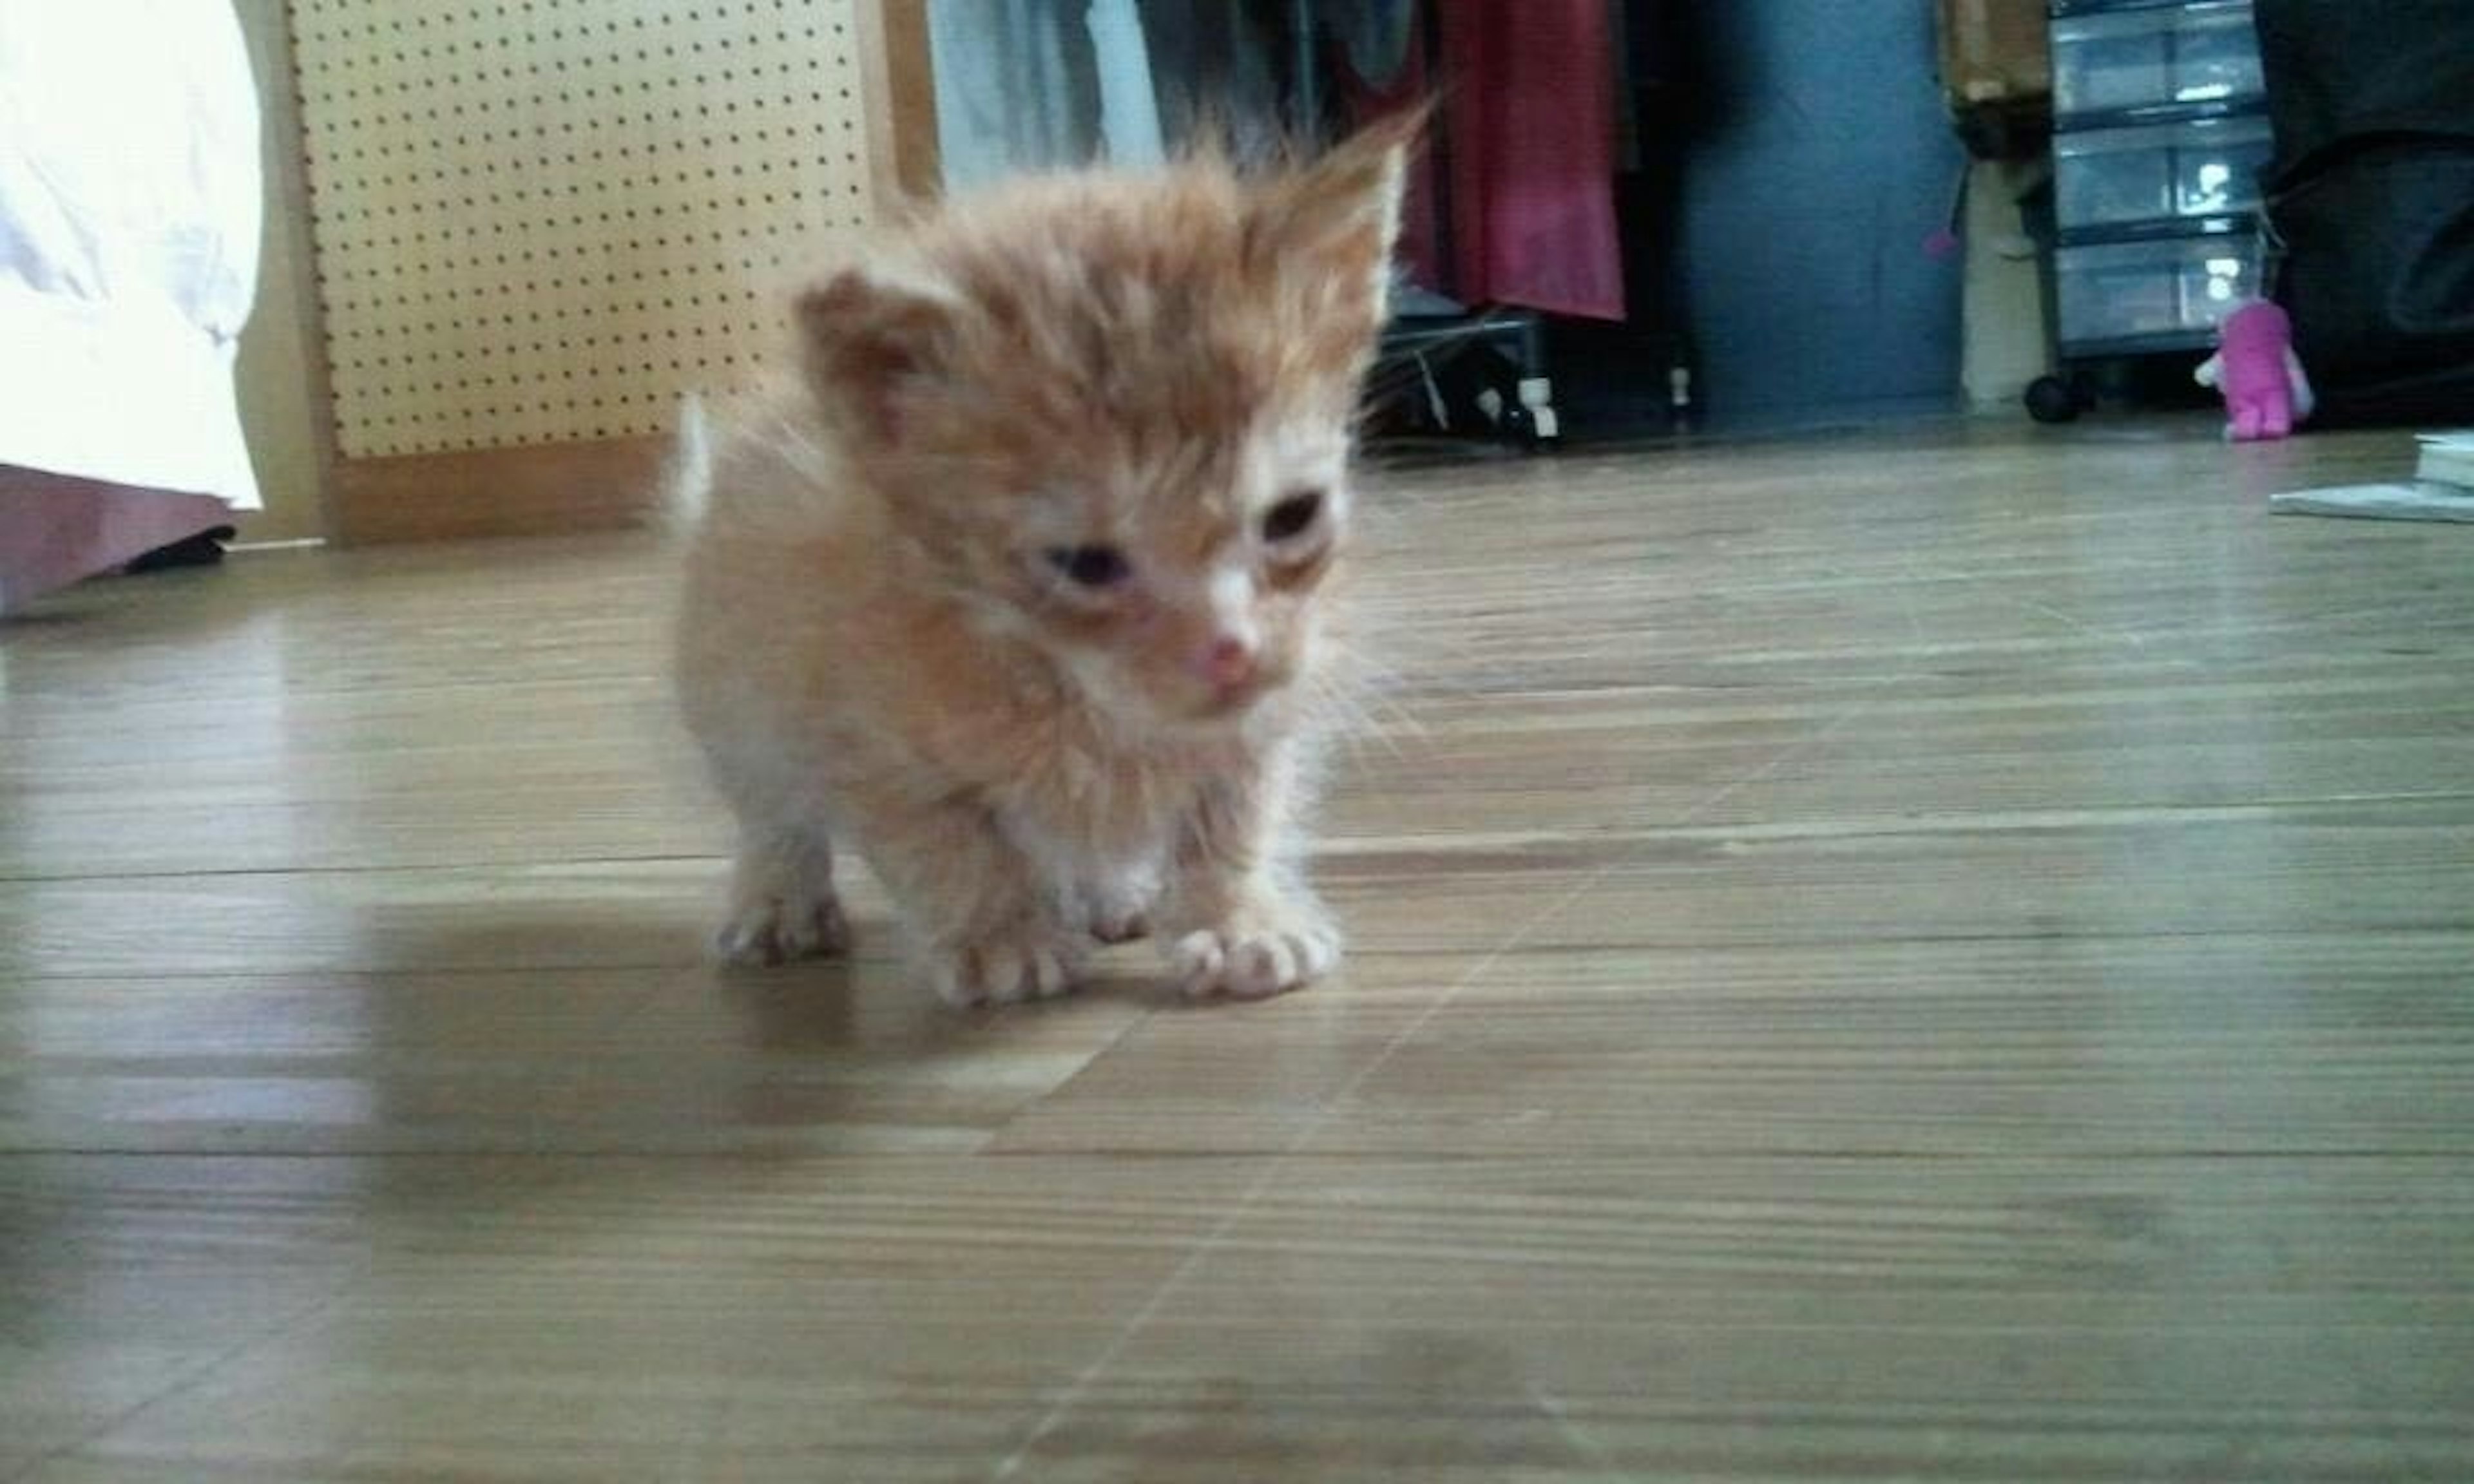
0, 0, 263, 509
928, 0, 1168, 191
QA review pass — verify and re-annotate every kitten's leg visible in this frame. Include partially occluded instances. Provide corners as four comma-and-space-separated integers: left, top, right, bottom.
855, 799, 1088, 1007
716, 818, 850, 966
1159, 739, 1341, 1000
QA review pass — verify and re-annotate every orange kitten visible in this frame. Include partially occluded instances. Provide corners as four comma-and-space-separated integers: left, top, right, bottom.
670, 120, 1411, 1007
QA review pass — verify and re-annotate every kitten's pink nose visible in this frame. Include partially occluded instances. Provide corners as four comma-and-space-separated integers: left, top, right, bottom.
1195, 634, 1258, 689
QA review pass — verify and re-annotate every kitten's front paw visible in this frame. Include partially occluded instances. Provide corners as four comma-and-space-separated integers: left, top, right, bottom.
714, 891, 850, 967
1171, 898, 1341, 1001
928, 926, 1088, 1008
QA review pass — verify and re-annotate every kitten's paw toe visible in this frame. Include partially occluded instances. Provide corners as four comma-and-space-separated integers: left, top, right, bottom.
930, 931, 1085, 1008
1173, 911, 1340, 1002
714, 894, 850, 967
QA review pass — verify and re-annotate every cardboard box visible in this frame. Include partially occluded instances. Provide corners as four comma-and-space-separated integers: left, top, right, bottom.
1939, 0, 2052, 107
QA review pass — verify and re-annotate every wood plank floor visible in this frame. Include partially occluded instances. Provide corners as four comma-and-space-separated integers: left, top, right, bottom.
4, 417, 2471, 1480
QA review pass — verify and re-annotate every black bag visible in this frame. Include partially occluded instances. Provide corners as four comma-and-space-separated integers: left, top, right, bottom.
2256, 0, 2474, 425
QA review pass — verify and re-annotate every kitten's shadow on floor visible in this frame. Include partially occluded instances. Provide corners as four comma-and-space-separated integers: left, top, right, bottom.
706, 937, 1187, 1041
350, 915, 1171, 1152
367, 900, 1180, 1060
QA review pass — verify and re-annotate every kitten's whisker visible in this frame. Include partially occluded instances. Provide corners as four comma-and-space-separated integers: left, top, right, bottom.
1299, 666, 1420, 767
1358, 685, 1430, 747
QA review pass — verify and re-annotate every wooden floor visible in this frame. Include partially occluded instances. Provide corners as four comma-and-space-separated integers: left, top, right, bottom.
4, 416, 2471, 1481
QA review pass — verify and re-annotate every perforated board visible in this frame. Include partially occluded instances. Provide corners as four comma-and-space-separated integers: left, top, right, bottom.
291, 1, 879, 459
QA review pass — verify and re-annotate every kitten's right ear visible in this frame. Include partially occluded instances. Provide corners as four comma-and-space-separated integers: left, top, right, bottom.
1246, 107, 1424, 334
794, 263, 961, 439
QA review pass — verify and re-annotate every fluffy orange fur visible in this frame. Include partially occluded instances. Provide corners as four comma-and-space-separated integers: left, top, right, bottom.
669, 122, 1412, 1007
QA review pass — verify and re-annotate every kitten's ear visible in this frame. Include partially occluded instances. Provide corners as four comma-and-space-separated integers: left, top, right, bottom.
794, 263, 962, 437
1249, 108, 1423, 323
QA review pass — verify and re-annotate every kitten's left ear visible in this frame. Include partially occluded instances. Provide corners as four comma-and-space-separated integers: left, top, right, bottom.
794, 262, 963, 440
1249, 108, 1423, 325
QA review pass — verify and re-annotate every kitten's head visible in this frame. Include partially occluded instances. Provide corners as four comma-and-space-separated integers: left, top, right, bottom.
794, 117, 1414, 730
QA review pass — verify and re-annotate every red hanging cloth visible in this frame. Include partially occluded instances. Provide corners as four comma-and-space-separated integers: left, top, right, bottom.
1332, 2, 1626, 320
1435, 1, 1626, 319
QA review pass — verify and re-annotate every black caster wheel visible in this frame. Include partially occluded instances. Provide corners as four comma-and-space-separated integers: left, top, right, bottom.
2025, 375, 2080, 424
1500, 403, 1537, 446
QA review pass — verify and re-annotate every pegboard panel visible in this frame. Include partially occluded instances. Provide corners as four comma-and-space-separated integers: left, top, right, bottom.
291, 1, 880, 459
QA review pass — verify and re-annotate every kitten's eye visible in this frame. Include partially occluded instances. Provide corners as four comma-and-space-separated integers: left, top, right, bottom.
1261, 490, 1325, 544
1045, 544, 1132, 589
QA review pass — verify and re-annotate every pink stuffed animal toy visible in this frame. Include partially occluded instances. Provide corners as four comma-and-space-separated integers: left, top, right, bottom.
2194, 300, 2315, 441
